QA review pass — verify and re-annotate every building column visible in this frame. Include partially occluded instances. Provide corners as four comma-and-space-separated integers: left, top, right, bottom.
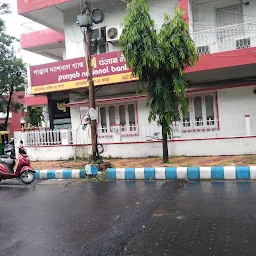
47, 94, 54, 130
245, 114, 251, 136
178, 0, 189, 23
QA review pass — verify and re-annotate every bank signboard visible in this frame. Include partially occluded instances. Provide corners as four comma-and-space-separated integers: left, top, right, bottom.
30, 51, 138, 94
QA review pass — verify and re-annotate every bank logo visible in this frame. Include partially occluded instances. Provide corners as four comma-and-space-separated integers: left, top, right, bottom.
57, 102, 66, 112
91, 57, 97, 69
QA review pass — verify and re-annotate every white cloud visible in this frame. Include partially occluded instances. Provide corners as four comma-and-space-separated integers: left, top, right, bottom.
3, 0, 55, 66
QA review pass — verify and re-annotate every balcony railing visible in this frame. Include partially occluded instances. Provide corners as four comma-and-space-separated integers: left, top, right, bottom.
193, 22, 256, 55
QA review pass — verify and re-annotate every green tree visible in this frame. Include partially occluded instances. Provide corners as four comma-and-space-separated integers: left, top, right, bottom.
0, 53, 26, 130
0, 2, 16, 84
0, 2, 27, 130
120, 0, 198, 162
26, 106, 44, 127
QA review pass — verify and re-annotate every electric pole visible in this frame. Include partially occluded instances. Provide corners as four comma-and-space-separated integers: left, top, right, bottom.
78, 2, 104, 161
85, 26, 97, 161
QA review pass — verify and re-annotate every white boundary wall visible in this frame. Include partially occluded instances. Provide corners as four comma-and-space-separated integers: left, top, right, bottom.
26, 145, 90, 161
25, 137, 256, 161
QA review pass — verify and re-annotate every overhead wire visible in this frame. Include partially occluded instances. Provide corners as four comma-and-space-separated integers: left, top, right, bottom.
105, 0, 124, 23
20, 22, 84, 45
18, 0, 86, 56
70, 23, 84, 56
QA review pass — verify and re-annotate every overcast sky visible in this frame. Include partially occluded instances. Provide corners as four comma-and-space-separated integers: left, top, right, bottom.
3, 0, 55, 66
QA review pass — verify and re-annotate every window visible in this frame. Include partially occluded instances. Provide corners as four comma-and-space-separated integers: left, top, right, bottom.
100, 107, 107, 133
216, 5, 242, 28
183, 108, 191, 127
128, 104, 136, 131
119, 105, 126, 131
216, 5, 243, 51
194, 96, 203, 126
109, 106, 116, 132
205, 95, 215, 125
98, 103, 137, 134
182, 93, 217, 129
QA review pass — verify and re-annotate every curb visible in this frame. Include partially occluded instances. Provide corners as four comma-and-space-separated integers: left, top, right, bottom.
107, 166, 256, 180
35, 169, 86, 179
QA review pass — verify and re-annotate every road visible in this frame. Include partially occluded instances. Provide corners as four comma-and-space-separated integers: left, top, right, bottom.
0, 179, 184, 256
0, 180, 256, 256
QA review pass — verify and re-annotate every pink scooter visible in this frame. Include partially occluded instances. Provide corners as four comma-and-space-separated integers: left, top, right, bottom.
0, 142, 35, 184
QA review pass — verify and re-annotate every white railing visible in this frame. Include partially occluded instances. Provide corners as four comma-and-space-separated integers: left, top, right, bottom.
23, 129, 63, 146
20, 117, 256, 146
193, 22, 256, 54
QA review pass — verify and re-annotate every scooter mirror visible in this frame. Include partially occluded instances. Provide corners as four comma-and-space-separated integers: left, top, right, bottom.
20, 140, 23, 145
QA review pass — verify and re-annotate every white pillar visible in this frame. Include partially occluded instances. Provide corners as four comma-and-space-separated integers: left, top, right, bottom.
61, 129, 69, 145
112, 124, 121, 143
14, 130, 24, 158
188, 0, 193, 36
245, 114, 251, 136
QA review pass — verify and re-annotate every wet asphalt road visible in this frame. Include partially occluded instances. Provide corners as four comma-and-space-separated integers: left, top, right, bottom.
124, 181, 256, 256
1, 180, 256, 256
0, 179, 184, 256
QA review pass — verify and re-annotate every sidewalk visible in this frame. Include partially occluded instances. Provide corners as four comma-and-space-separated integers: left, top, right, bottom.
31, 155, 256, 170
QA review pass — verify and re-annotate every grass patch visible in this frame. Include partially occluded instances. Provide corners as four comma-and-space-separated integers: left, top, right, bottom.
73, 157, 87, 163
245, 155, 256, 164
83, 172, 108, 182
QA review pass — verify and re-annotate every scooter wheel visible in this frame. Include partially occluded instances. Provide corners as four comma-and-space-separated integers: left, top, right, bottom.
20, 171, 35, 184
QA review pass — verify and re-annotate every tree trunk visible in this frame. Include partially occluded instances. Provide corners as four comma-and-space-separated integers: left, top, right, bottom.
162, 123, 168, 163
4, 88, 14, 131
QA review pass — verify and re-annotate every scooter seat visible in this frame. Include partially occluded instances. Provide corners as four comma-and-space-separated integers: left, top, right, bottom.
0, 158, 14, 165
0, 155, 10, 158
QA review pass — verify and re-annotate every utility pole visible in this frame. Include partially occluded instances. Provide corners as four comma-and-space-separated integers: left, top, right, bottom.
78, 2, 104, 161
84, 26, 97, 161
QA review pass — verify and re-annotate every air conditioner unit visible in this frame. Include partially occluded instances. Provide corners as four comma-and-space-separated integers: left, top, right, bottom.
91, 27, 107, 55
91, 27, 106, 42
90, 41, 108, 55
106, 26, 123, 42
236, 38, 250, 49
196, 45, 210, 55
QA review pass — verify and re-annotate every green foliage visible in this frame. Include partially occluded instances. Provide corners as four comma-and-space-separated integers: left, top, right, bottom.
120, 1, 198, 130
26, 106, 45, 127
0, 2, 10, 14
120, 0, 198, 162
0, 2, 27, 129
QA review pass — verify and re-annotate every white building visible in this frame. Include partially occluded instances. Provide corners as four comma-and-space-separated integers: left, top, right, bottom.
16, 0, 256, 160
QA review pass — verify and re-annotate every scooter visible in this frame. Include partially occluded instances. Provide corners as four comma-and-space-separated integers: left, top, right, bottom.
0, 143, 35, 184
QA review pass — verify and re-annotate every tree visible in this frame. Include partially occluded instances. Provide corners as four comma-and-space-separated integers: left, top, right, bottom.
0, 2, 27, 130
26, 106, 44, 127
0, 2, 16, 88
120, 0, 198, 162
0, 53, 26, 130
